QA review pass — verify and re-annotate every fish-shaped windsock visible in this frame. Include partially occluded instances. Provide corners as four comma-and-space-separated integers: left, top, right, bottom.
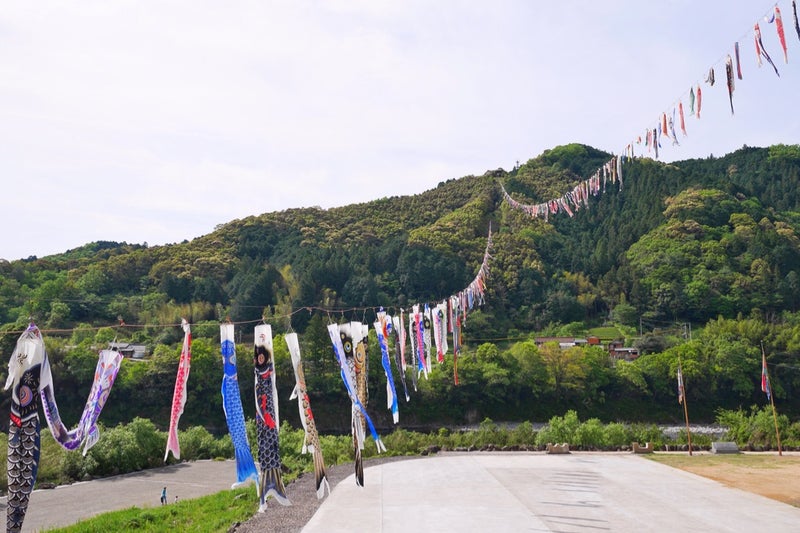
165, 319, 192, 461
450, 295, 463, 385
220, 323, 258, 487
353, 322, 370, 432
422, 305, 433, 374
433, 301, 448, 363
286, 332, 330, 499
375, 311, 399, 424
40, 347, 122, 455
775, 6, 788, 64
253, 325, 290, 511
408, 310, 420, 390
411, 305, 428, 380
328, 323, 385, 487
71, 348, 122, 454
391, 314, 410, 402
5, 324, 46, 533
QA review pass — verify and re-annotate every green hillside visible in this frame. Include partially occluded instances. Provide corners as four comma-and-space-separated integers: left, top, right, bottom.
3, 143, 800, 429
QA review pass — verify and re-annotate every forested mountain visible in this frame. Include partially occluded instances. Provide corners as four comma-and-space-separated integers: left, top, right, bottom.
2, 143, 800, 429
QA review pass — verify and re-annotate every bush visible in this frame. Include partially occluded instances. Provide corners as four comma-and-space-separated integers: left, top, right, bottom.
179, 426, 224, 461
473, 418, 507, 448
86, 417, 166, 476
574, 418, 605, 449
603, 422, 630, 448
383, 428, 431, 453
629, 423, 664, 449
548, 410, 580, 443
717, 406, 791, 450
508, 421, 536, 447
277, 421, 314, 476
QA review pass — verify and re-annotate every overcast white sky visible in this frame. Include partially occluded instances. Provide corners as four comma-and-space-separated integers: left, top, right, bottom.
2, 1, 799, 260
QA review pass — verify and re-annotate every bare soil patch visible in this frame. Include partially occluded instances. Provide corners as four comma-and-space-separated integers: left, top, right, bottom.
647, 452, 800, 507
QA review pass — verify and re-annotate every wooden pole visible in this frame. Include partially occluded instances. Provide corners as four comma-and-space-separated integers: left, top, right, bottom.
679, 358, 692, 456
762, 343, 783, 456
770, 392, 783, 456
683, 391, 693, 456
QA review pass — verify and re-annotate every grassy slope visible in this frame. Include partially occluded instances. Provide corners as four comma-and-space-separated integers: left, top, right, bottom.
46, 486, 258, 533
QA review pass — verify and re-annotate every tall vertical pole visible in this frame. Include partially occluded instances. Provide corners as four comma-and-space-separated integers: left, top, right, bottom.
770, 392, 783, 456
678, 358, 692, 456
762, 343, 783, 456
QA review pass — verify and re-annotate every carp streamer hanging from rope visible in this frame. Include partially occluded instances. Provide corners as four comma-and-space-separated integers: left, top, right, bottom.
253, 324, 291, 511
220, 323, 258, 487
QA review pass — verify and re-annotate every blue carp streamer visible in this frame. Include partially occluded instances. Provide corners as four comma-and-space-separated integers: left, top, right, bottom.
220, 324, 258, 487
327, 322, 385, 486
375, 311, 399, 424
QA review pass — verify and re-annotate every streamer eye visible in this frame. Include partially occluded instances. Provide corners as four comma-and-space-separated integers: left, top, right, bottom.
342, 337, 353, 356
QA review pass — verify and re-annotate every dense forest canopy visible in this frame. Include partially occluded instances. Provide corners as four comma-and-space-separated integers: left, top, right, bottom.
2, 143, 800, 430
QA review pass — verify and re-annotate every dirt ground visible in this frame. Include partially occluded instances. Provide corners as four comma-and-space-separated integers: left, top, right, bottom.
650, 452, 800, 508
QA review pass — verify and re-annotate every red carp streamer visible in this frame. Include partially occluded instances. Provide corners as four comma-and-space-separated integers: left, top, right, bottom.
165, 319, 192, 461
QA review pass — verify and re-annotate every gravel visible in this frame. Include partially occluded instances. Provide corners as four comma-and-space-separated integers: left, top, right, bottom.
231, 456, 409, 533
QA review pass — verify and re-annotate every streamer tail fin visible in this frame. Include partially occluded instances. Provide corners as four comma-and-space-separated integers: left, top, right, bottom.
258, 467, 291, 512
313, 448, 330, 499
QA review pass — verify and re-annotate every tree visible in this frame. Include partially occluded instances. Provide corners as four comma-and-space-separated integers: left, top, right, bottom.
539, 342, 586, 402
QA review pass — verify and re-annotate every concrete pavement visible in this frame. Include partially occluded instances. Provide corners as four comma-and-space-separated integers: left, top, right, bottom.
303, 452, 800, 533
4, 452, 800, 532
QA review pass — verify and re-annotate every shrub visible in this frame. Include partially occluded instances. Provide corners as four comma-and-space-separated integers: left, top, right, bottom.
603, 422, 630, 448
574, 418, 605, 449
548, 410, 580, 443
508, 421, 536, 447
717, 406, 791, 449
629, 423, 664, 448
473, 418, 507, 448
179, 426, 222, 461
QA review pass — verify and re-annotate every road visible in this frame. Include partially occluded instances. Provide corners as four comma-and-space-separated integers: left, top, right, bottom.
0, 459, 237, 532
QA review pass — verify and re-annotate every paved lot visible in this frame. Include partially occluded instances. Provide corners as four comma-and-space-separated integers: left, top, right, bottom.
304, 453, 800, 533
0, 459, 238, 532
5, 453, 800, 532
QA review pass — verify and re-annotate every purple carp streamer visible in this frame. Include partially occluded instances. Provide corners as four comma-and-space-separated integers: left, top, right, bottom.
253, 325, 290, 511
794, 1, 800, 42
407, 310, 420, 389
220, 323, 258, 487
375, 311, 399, 424
286, 332, 330, 499
5, 324, 45, 533
165, 319, 192, 461
327, 322, 385, 487
40, 347, 122, 455
754, 22, 780, 77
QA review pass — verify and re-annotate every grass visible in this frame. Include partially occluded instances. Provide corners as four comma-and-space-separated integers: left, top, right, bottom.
644, 452, 800, 470
586, 326, 623, 340
45, 486, 258, 533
